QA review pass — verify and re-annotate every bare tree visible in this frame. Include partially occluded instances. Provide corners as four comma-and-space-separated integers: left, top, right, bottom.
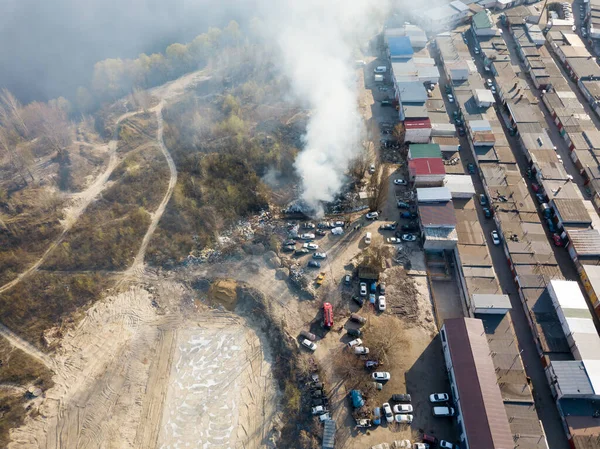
349, 154, 368, 180
362, 318, 409, 364
368, 166, 389, 212
0, 128, 33, 184
0, 89, 28, 137
393, 122, 405, 143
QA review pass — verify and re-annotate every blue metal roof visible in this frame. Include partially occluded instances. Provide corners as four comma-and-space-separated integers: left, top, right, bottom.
388, 36, 414, 58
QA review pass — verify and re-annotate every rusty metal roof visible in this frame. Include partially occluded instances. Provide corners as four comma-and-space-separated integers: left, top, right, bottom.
444, 318, 514, 449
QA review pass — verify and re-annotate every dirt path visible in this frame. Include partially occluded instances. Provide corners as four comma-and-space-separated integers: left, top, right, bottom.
0, 110, 138, 296
124, 102, 177, 279
0, 323, 53, 370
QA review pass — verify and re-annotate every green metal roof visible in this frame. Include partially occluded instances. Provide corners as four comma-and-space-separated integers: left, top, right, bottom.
473, 11, 493, 30
409, 143, 442, 159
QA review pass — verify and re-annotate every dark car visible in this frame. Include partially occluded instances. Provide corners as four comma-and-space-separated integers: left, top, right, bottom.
467, 163, 475, 174
552, 233, 564, 247
284, 240, 296, 246
380, 222, 397, 231
479, 194, 488, 206
308, 260, 321, 268
281, 245, 296, 252
458, 127, 466, 136
381, 100, 392, 107
536, 193, 545, 204
295, 248, 310, 255
347, 328, 362, 337
401, 212, 417, 219
379, 282, 386, 294
315, 229, 327, 236
392, 394, 412, 402
352, 295, 365, 307
344, 274, 352, 285
546, 219, 556, 233
400, 224, 419, 233
397, 201, 410, 209
483, 207, 492, 218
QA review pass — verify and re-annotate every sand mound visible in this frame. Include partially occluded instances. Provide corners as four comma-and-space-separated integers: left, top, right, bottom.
209, 279, 238, 310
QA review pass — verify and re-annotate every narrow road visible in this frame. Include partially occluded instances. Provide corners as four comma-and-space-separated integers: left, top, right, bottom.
0, 322, 53, 369
126, 101, 178, 275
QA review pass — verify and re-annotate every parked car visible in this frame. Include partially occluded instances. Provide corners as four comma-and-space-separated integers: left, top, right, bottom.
344, 274, 352, 284
395, 414, 413, 423
282, 245, 295, 252
302, 222, 316, 229
552, 233, 564, 247
365, 232, 372, 244
369, 293, 376, 304
433, 406, 455, 417
350, 313, 367, 324
379, 282, 386, 294
315, 229, 326, 236
429, 393, 449, 403
295, 248, 310, 255
393, 404, 413, 413
381, 100, 392, 106
283, 239, 296, 246
483, 207, 492, 218
347, 328, 362, 337
374, 66, 387, 73
401, 234, 417, 242
311, 405, 328, 415
365, 360, 379, 368
365, 211, 379, 220
348, 338, 363, 348
402, 224, 419, 232
397, 201, 410, 209
370, 281, 377, 293
373, 407, 381, 426
467, 163, 475, 174
447, 94, 454, 103
479, 194, 488, 206
380, 222, 398, 230
301, 339, 317, 351
333, 221, 345, 227
308, 260, 321, 268
486, 78, 494, 88
372, 372, 391, 381
458, 127, 466, 136
303, 242, 319, 250
439, 441, 458, 449
422, 434, 437, 445
354, 346, 370, 354
313, 252, 327, 259
414, 444, 430, 449
394, 179, 408, 185
547, 218, 556, 233
491, 230, 501, 245
401, 212, 417, 219
299, 330, 316, 341
378, 296, 387, 311
387, 237, 401, 244
536, 193, 545, 204
383, 402, 394, 423
299, 233, 315, 240
360, 282, 367, 296
392, 394, 412, 402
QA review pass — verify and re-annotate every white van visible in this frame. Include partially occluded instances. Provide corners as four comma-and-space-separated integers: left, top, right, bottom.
432, 406, 455, 417
365, 232, 372, 245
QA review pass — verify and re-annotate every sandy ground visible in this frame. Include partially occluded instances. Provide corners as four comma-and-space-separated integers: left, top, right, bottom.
8, 281, 276, 449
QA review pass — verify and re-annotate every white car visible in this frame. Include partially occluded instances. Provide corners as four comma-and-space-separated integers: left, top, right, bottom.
401, 234, 417, 242
383, 402, 394, 423
365, 211, 379, 220
312, 252, 327, 259
394, 179, 408, 185
303, 243, 319, 250
378, 296, 386, 311
414, 444, 430, 449
447, 94, 454, 103
486, 78, 493, 88
301, 339, 317, 351
439, 441, 458, 449
491, 230, 501, 245
429, 393, 449, 403
354, 346, 370, 355
360, 282, 367, 296
348, 338, 363, 348
393, 404, 413, 413
374, 66, 387, 73
394, 414, 413, 423
299, 233, 315, 240
387, 237, 401, 244
372, 371, 391, 381
312, 405, 328, 415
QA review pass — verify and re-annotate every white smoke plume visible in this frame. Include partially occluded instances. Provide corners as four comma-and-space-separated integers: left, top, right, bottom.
263, 0, 389, 215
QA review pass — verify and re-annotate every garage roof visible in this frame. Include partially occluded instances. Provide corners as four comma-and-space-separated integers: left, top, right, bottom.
419, 201, 457, 227
443, 318, 513, 449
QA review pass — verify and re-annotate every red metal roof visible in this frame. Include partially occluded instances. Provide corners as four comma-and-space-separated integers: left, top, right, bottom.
444, 318, 513, 449
418, 201, 457, 227
408, 158, 446, 176
405, 118, 432, 129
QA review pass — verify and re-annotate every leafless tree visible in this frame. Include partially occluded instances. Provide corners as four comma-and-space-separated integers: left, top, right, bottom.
393, 122, 405, 143
349, 154, 368, 180
369, 166, 389, 212
0, 89, 28, 137
362, 318, 409, 364
0, 128, 33, 184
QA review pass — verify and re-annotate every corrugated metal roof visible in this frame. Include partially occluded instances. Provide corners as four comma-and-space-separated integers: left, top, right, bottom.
444, 175, 476, 196
419, 201, 457, 227
409, 158, 446, 176
409, 143, 442, 159
322, 419, 335, 449
444, 318, 513, 449
568, 229, 600, 256
417, 187, 452, 202
472, 294, 512, 311
552, 199, 593, 224
550, 361, 595, 396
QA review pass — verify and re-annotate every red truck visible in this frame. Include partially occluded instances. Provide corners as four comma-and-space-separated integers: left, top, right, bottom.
323, 302, 333, 328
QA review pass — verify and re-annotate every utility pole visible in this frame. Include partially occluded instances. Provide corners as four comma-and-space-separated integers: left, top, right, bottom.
537, 0, 550, 25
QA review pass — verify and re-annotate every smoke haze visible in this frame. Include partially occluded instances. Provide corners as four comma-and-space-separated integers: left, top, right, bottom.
0, 0, 256, 103
263, 0, 388, 214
